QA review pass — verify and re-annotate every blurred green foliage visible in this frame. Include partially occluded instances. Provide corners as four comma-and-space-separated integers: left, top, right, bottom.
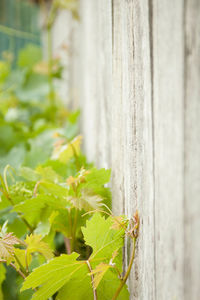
0, 44, 79, 174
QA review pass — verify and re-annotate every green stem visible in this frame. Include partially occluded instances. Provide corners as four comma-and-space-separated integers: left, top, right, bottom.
113, 265, 123, 280
14, 254, 27, 275
0, 175, 10, 201
1, 193, 33, 232
2, 193, 33, 232
112, 237, 136, 300
69, 141, 81, 171
68, 210, 73, 253
10, 262, 26, 279
0, 259, 26, 280
25, 249, 29, 273
0, 24, 38, 40
86, 260, 98, 300
0, 259, 37, 292
71, 208, 78, 252
3, 165, 10, 194
20, 216, 34, 233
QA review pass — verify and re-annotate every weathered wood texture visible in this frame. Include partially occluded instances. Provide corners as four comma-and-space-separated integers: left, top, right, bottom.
184, 1, 200, 299
65, 0, 200, 299
112, 1, 155, 299
152, 1, 185, 299
77, 0, 112, 167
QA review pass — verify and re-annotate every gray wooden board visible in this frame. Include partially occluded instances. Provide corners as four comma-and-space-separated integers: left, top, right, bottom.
112, 0, 155, 298
184, 1, 200, 299
78, 0, 112, 169
66, 0, 200, 298
152, 1, 184, 299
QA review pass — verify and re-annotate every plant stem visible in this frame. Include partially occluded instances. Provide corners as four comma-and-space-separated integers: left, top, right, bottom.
3, 165, 10, 193
113, 265, 123, 280
33, 180, 42, 197
0, 175, 10, 201
6, 193, 34, 232
25, 249, 29, 273
10, 262, 26, 279
86, 260, 98, 300
0, 259, 26, 280
71, 208, 78, 252
0, 24, 38, 40
64, 237, 71, 254
17, 213, 34, 233
112, 237, 136, 300
14, 254, 27, 275
69, 141, 81, 171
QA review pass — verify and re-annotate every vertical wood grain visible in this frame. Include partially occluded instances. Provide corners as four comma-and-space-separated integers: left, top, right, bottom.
112, 1, 155, 298
152, 1, 184, 299
184, 1, 200, 299
78, 0, 112, 168
78, 0, 98, 162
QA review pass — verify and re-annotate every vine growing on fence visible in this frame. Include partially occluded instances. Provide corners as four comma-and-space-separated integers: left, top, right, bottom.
0, 1, 139, 299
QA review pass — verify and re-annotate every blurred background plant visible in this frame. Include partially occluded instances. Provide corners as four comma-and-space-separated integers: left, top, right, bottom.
0, 0, 79, 174
0, 1, 100, 299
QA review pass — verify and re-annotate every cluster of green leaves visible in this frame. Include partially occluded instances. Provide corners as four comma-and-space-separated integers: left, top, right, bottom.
0, 134, 139, 299
0, 154, 124, 299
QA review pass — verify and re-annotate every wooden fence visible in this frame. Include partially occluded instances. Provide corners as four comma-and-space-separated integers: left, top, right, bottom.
56, 0, 200, 299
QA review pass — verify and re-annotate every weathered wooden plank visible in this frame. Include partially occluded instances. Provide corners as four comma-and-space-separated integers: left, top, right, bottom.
70, 0, 200, 299
184, 1, 200, 299
77, 0, 155, 298
78, 0, 99, 162
112, 1, 155, 299
152, 1, 184, 299
78, 0, 112, 168
95, 0, 112, 168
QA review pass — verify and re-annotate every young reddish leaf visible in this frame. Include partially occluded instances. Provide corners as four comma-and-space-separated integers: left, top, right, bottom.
0, 232, 21, 260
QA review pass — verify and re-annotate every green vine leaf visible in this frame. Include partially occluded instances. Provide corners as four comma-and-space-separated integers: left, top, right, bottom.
69, 190, 103, 211
83, 168, 111, 187
82, 213, 125, 267
20, 166, 62, 183
25, 234, 53, 261
21, 213, 129, 300
13, 193, 71, 226
0, 264, 6, 298
21, 253, 85, 299
14, 248, 32, 270
52, 135, 82, 163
